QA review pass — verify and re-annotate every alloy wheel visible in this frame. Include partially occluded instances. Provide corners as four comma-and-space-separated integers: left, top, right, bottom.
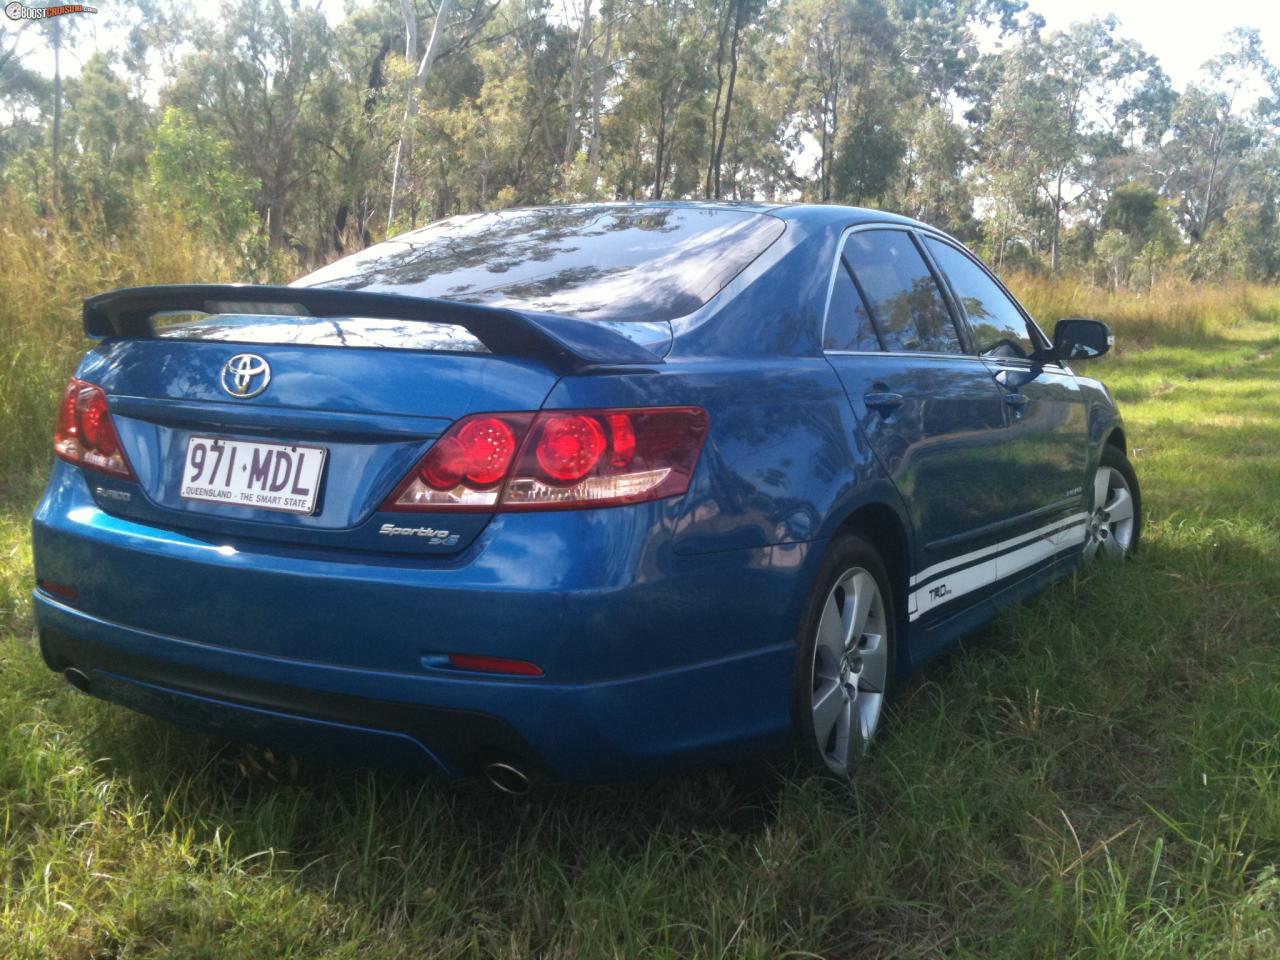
1084, 465, 1136, 560
809, 566, 888, 776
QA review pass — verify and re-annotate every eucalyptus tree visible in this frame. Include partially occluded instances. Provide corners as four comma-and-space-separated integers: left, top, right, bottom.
166, 0, 335, 250
984, 16, 1162, 270
1158, 28, 1280, 245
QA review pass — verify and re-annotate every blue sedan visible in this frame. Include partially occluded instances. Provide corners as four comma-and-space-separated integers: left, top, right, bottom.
31, 202, 1140, 788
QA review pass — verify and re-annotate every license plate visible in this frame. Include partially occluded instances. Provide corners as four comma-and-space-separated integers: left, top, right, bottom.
180, 436, 327, 515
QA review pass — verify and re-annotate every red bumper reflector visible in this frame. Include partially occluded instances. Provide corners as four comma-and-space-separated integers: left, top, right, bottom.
446, 653, 544, 677
38, 579, 80, 602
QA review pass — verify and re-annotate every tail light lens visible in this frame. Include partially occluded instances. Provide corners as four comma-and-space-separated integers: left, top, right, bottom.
383, 406, 708, 512
383, 413, 534, 510
54, 379, 134, 479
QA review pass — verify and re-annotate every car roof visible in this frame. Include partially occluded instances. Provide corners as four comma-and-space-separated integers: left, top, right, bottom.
490, 200, 933, 233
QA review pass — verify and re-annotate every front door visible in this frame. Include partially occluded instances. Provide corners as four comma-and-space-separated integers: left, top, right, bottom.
921, 236, 1089, 527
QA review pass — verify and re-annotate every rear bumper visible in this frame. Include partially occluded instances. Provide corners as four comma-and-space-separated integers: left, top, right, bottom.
37, 602, 796, 780
32, 465, 816, 781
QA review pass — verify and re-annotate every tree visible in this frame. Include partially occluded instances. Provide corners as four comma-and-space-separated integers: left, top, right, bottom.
704, 0, 763, 198
166, 0, 334, 250
1159, 29, 1279, 244
2, 0, 1277, 284
388, 0, 455, 226
149, 106, 256, 245
60, 54, 151, 224
985, 17, 1161, 270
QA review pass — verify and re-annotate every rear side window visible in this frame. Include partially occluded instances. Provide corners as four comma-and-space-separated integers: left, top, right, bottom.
296, 205, 786, 323
823, 259, 881, 352
924, 238, 1035, 359
844, 231, 962, 354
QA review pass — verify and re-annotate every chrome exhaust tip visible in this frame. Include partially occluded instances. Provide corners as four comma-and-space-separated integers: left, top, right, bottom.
63, 667, 92, 695
483, 761, 531, 796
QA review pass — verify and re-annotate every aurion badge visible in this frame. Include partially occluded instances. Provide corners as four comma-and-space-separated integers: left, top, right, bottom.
221, 354, 271, 399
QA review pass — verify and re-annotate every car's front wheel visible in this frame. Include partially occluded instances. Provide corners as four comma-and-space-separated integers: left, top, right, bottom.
1085, 444, 1141, 560
792, 534, 897, 779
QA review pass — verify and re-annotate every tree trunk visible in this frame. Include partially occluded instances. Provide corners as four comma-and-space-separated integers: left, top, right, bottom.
587, 11, 612, 186
1197, 119, 1226, 242
824, 88, 838, 202
51, 16, 62, 207
1050, 171, 1064, 272
388, 0, 452, 228
818, 99, 829, 203
710, 1, 743, 199
562, 0, 592, 168
268, 159, 289, 250
652, 106, 667, 200
704, 0, 732, 198
387, 1, 418, 228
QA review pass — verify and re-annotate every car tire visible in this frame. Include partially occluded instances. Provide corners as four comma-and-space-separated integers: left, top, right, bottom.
791, 533, 897, 780
1085, 444, 1142, 560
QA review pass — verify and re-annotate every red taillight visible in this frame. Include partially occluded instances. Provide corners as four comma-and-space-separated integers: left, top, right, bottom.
384, 413, 533, 510
535, 414, 606, 482
54, 379, 134, 479
382, 406, 708, 512
419, 415, 521, 491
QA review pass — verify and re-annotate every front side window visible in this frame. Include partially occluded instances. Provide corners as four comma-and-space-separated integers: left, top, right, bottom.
924, 238, 1035, 359
843, 230, 963, 354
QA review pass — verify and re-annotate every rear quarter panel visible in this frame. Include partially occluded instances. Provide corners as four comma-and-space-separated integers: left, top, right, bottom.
543, 358, 900, 558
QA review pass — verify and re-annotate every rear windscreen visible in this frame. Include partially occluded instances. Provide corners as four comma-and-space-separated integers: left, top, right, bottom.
295, 205, 786, 323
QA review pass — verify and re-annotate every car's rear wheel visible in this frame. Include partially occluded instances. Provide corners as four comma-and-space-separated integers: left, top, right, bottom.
793, 535, 896, 779
1085, 445, 1141, 560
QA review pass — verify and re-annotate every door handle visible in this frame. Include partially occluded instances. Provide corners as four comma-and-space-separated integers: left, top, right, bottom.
863, 391, 904, 414
1004, 393, 1028, 409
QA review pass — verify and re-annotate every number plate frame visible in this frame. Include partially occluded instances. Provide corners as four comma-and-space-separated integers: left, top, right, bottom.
179, 436, 328, 515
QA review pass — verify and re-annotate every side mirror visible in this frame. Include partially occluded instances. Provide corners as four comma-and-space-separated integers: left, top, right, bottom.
1053, 318, 1113, 362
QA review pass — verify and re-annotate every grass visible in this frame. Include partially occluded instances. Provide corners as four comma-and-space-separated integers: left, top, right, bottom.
4, 209, 1280, 956
0, 191, 264, 483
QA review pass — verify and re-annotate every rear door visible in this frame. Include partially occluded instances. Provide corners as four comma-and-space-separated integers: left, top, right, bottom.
823, 227, 1014, 607
921, 236, 1089, 529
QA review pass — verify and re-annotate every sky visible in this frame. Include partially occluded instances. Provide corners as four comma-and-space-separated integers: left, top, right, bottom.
3, 0, 1278, 90
1016, 0, 1280, 86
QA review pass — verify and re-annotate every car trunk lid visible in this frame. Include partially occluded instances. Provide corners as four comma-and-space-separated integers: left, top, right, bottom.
75, 286, 668, 556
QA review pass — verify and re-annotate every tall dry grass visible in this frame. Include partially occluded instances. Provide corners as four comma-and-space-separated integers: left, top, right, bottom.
0, 192, 255, 481
1005, 272, 1280, 347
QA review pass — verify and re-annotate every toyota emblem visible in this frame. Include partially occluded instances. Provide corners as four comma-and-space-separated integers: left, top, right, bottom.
220, 353, 272, 399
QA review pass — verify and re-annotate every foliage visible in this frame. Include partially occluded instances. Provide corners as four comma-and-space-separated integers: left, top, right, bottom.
149, 107, 258, 247
1, 0, 1277, 282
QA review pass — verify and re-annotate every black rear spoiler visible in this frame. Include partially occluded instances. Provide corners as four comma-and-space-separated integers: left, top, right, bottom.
83, 284, 666, 374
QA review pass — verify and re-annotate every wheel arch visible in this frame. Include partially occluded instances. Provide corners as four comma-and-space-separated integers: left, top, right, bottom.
835, 502, 910, 609
1105, 426, 1127, 453
830, 497, 914, 679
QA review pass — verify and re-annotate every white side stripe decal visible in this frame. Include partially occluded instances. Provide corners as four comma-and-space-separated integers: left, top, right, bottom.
910, 512, 1089, 587
908, 519, 1087, 622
